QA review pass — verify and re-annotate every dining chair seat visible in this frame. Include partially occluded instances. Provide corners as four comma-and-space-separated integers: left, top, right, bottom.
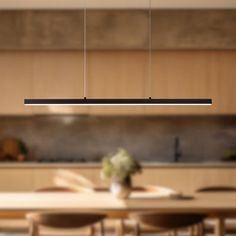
26, 212, 106, 236
129, 212, 207, 236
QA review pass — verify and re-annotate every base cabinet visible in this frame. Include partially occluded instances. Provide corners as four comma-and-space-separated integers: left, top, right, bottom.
0, 166, 235, 194
0, 169, 33, 191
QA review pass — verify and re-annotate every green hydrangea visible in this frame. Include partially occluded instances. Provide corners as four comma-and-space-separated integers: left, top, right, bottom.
101, 148, 141, 182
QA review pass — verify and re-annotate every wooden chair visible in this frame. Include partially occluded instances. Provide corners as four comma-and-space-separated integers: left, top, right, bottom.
0, 186, 78, 233
196, 185, 236, 235
26, 212, 106, 236
129, 212, 206, 236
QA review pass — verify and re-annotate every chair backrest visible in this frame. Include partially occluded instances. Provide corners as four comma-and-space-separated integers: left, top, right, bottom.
196, 186, 236, 193
35, 186, 77, 193
26, 212, 106, 229
130, 212, 206, 230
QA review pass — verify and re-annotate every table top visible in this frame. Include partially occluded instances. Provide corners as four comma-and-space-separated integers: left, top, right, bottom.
0, 192, 235, 215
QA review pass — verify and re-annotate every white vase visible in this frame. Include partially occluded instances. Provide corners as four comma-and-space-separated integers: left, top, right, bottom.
110, 177, 131, 199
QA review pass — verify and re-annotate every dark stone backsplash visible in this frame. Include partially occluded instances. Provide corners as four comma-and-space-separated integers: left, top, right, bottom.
0, 115, 235, 163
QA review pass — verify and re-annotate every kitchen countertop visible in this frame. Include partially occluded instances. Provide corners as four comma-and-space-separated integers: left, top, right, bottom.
0, 162, 235, 168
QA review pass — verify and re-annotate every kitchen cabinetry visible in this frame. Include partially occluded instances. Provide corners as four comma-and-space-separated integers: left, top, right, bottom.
0, 50, 235, 115
0, 165, 236, 194
32, 52, 87, 114
144, 51, 236, 114
0, 169, 33, 191
0, 52, 32, 115
87, 51, 147, 115
86, 50, 236, 115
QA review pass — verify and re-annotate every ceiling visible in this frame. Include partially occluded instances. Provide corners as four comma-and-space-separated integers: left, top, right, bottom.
0, 0, 235, 9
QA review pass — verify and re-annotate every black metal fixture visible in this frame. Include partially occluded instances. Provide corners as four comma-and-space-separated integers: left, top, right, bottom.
24, 98, 212, 106
24, 0, 212, 106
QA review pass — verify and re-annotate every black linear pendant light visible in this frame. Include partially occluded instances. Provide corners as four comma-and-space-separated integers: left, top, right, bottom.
24, 0, 212, 106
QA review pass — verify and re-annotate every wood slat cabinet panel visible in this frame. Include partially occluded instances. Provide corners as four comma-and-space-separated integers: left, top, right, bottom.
144, 51, 236, 114
87, 51, 147, 115
0, 50, 235, 115
32, 168, 103, 191
210, 52, 236, 114
0, 167, 236, 193
33, 169, 55, 190
0, 52, 32, 115
133, 167, 236, 194
0, 169, 33, 191
32, 52, 87, 114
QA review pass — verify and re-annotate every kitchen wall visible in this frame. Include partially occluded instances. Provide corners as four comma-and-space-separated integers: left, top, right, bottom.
0, 115, 235, 163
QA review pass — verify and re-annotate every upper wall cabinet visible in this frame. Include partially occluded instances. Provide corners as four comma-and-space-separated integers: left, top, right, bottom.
144, 51, 236, 115
87, 2, 149, 115
0, 52, 32, 115
32, 52, 87, 114
0, 51, 235, 115
87, 51, 148, 115
0, 8, 235, 115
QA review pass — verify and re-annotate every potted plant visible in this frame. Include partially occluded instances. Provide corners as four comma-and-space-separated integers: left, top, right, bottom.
101, 148, 141, 199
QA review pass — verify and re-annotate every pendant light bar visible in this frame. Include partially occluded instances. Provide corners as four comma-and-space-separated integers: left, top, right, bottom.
24, 98, 212, 106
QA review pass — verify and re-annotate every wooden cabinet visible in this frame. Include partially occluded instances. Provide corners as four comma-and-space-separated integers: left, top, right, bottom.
1, 166, 236, 194
144, 51, 236, 114
32, 52, 87, 114
86, 50, 236, 115
0, 52, 32, 115
0, 51, 87, 115
134, 167, 236, 194
33, 168, 99, 190
210, 52, 236, 114
87, 51, 148, 115
0, 169, 33, 191
0, 50, 235, 115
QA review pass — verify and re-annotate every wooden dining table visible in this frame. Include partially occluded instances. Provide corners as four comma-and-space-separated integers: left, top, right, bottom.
0, 191, 235, 236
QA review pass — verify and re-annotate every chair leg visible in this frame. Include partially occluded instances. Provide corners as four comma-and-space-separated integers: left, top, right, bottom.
189, 226, 195, 236
215, 217, 225, 236
133, 221, 141, 236
172, 230, 177, 236
29, 221, 39, 236
100, 221, 105, 236
89, 225, 95, 236
168, 230, 177, 236
198, 223, 204, 236
115, 219, 125, 236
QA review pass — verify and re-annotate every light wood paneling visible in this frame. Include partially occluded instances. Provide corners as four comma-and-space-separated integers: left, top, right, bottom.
0, 169, 33, 191
211, 52, 236, 114
0, 52, 32, 115
33, 169, 55, 190
133, 168, 236, 194
32, 52, 87, 114
33, 168, 97, 190
145, 51, 236, 114
1, 167, 236, 194
0, 50, 235, 115
87, 51, 148, 114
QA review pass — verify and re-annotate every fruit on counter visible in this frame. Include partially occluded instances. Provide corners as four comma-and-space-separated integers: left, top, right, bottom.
0, 138, 28, 162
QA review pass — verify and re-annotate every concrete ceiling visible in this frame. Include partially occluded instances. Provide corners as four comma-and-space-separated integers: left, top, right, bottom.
0, 0, 235, 9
